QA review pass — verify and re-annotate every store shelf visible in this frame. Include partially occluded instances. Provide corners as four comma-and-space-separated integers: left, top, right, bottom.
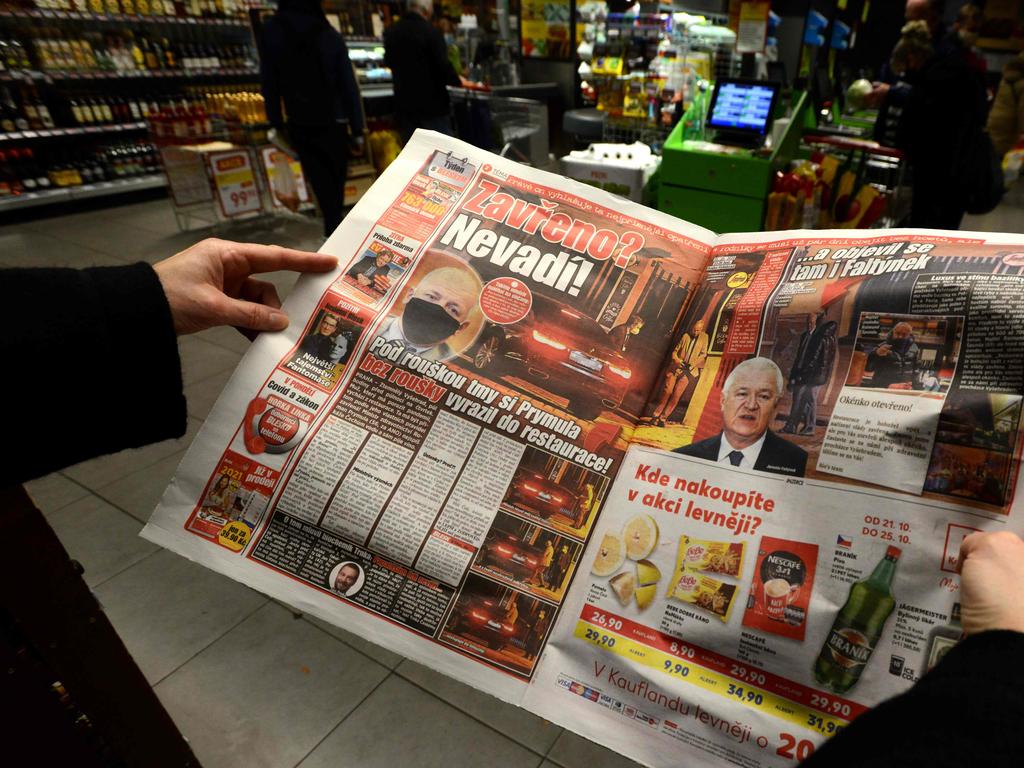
0, 67, 258, 82
0, 9, 249, 28
0, 172, 166, 212
977, 37, 1024, 52
0, 122, 147, 143
360, 84, 393, 98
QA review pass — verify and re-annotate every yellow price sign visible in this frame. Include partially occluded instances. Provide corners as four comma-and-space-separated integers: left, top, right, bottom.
218, 521, 251, 552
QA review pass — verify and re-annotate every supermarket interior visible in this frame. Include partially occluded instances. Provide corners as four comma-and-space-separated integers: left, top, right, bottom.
3, 0, 1024, 765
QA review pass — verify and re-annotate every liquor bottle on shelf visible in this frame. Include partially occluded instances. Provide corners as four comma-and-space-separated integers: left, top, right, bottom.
142, 38, 160, 70
21, 150, 46, 193
161, 37, 176, 68
0, 151, 24, 196
2, 86, 29, 131
25, 85, 55, 129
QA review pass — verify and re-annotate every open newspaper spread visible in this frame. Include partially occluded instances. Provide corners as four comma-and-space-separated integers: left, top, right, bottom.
144, 131, 1024, 767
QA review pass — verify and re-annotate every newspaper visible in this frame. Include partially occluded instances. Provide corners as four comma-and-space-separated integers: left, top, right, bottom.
144, 131, 1024, 767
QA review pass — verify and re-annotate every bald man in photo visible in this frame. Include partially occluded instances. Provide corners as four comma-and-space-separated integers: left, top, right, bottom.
375, 260, 482, 361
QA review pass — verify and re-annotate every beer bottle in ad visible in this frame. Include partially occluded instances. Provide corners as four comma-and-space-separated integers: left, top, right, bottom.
813, 545, 900, 694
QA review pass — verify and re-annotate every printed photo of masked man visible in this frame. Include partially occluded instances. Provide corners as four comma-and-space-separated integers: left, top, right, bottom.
374, 250, 484, 362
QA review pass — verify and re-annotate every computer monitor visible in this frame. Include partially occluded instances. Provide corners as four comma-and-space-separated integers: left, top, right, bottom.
706, 79, 780, 148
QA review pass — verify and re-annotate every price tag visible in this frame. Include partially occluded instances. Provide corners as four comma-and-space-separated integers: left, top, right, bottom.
259, 145, 310, 209
209, 149, 262, 218
217, 520, 250, 552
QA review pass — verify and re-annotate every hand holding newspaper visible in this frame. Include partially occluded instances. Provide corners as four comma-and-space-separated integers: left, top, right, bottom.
144, 131, 1024, 767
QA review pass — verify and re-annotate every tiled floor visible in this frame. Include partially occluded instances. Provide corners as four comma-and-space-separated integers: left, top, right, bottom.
12, 185, 1024, 768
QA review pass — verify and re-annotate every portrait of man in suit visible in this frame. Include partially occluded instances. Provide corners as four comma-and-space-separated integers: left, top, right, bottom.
673, 356, 807, 477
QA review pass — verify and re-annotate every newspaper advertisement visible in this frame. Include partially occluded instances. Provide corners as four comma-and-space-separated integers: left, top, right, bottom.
144, 132, 1024, 767
526, 231, 1024, 766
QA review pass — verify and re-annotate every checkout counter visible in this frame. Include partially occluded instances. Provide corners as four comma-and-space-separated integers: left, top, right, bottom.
658, 86, 812, 233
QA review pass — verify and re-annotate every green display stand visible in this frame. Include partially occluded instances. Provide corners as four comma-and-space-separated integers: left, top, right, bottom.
658, 90, 810, 233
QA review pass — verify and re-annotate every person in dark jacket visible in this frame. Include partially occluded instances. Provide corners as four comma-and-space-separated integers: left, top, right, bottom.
384, 0, 463, 143
871, 20, 988, 229
866, 321, 920, 389
674, 357, 807, 477
259, 0, 365, 236
782, 315, 837, 436
2, 238, 336, 486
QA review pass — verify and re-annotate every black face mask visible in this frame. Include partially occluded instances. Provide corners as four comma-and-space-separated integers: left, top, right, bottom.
402, 297, 462, 346
891, 335, 912, 354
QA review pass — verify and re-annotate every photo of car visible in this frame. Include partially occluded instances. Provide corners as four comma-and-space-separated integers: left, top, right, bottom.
446, 594, 521, 650
506, 468, 581, 522
467, 294, 632, 420
473, 513, 582, 601
479, 532, 545, 581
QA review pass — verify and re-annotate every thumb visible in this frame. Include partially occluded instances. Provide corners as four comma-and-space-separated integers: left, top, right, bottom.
217, 295, 289, 332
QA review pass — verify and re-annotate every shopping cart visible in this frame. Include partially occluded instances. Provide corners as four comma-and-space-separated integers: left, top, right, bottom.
450, 88, 549, 167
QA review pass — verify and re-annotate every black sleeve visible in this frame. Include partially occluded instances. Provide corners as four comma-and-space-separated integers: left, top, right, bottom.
430, 27, 461, 87
259, 22, 284, 128
336, 35, 364, 136
801, 630, 1024, 768
0, 263, 187, 486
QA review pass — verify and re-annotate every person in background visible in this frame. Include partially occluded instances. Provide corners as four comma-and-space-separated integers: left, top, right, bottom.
800, 530, 1024, 767
384, 0, 463, 143
871, 20, 987, 228
259, 0, 365, 237
988, 51, 1024, 159
904, 0, 945, 39
951, 3, 986, 74
3, 237, 336, 487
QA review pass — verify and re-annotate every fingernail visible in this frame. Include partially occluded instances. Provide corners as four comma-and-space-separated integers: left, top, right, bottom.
270, 311, 288, 329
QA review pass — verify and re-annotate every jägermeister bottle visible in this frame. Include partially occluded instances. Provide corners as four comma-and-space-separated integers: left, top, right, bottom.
813, 546, 900, 693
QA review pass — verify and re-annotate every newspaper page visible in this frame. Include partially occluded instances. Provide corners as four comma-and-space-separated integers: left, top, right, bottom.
527, 230, 1024, 766
142, 131, 712, 703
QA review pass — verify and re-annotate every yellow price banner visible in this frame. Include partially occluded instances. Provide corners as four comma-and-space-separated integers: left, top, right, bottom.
575, 611, 853, 737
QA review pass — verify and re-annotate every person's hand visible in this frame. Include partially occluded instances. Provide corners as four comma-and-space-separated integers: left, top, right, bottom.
865, 82, 890, 109
154, 239, 337, 336
957, 531, 1024, 635
876, 343, 891, 357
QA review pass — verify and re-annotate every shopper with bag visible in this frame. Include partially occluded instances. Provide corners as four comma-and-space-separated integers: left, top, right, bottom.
259, 0, 365, 236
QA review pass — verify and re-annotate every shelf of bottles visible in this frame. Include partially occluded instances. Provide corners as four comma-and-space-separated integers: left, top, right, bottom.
2, 0, 256, 23
0, 171, 165, 209
0, 0, 262, 208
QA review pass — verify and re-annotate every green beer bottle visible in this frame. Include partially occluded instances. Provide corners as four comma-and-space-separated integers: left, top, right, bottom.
813, 546, 901, 694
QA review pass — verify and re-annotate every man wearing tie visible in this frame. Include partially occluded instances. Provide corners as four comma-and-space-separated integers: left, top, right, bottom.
649, 319, 709, 427
673, 356, 807, 477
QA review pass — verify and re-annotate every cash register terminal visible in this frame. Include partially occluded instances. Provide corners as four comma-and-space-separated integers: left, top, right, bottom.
705, 78, 780, 149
